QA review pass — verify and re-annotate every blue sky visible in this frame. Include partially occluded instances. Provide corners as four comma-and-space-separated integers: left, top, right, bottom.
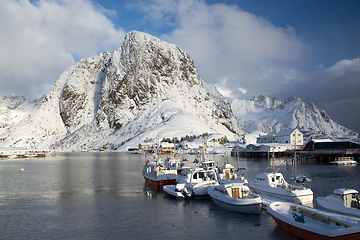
1, 0, 359, 134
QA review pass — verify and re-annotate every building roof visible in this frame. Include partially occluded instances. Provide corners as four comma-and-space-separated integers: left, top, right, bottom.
275, 128, 297, 137
310, 139, 333, 143
257, 134, 274, 139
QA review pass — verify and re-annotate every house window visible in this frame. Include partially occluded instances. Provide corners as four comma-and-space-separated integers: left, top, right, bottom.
286, 141, 288, 143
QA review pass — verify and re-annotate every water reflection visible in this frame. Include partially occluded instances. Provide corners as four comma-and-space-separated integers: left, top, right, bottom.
0, 152, 358, 239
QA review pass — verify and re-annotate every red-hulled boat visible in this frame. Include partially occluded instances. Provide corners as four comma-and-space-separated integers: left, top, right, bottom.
267, 201, 360, 240
142, 157, 178, 187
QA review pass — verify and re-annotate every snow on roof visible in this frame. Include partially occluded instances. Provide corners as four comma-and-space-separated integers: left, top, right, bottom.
259, 143, 295, 147
275, 128, 297, 137
257, 134, 274, 138
160, 142, 175, 147
311, 139, 333, 142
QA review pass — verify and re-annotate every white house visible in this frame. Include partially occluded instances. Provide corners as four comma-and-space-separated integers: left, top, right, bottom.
256, 134, 274, 143
257, 129, 303, 146
274, 129, 303, 146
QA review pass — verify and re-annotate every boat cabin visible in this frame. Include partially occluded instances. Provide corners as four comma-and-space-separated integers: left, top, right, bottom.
224, 184, 250, 199
255, 172, 288, 188
334, 189, 360, 209
218, 164, 235, 179
179, 168, 217, 184
199, 160, 215, 168
144, 162, 177, 178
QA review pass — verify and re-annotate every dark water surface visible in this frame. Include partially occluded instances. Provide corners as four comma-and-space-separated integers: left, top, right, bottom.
1, 152, 359, 239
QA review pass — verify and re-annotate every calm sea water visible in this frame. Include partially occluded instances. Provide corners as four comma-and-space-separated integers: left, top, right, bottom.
0, 152, 359, 239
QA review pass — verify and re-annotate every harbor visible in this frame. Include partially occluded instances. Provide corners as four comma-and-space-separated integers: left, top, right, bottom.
0, 148, 55, 158
1, 152, 359, 239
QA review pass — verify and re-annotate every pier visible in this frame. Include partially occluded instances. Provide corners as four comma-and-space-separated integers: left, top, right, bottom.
0, 148, 55, 159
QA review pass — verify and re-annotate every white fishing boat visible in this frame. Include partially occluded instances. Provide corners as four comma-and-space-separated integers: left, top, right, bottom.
164, 157, 192, 174
267, 201, 360, 240
248, 171, 313, 205
208, 183, 261, 214
330, 157, 357, 165
163, 168, 219, 198
317, 189, 360, 218
142, 154, 178, 187
216, 163, 248, 185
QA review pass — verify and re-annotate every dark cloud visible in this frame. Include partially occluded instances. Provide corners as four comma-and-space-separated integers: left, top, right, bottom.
273, 58, 360, 134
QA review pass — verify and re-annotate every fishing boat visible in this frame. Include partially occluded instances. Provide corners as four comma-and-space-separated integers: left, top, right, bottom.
142, 154, 178, 187
216, 140, 248, 185
317, 189, 360, 218
163, 168, 219, 198
248, 171, 313, 205
249, 147, 313, 205
164, 157, 192, 174
267, 201, 360, 239
208, 183, 261, 214
216, 163, 248, 185
330, 157, 357, 165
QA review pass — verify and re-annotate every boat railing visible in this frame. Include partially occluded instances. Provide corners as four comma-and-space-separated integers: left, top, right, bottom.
290, 205, 350, 227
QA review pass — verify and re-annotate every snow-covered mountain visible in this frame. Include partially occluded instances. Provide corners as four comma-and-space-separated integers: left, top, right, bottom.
1, 32, 358, 151
0, 31, 244, 151
231, 95, 358, 140
0, 94, 42, 136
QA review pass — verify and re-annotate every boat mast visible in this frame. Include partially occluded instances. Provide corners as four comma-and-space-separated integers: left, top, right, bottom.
236, 139, 240, 169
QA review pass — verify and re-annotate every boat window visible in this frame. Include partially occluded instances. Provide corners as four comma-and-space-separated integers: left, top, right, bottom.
193, 173, 198, 179
272, 177, 275, 182
276, 176, 280, 180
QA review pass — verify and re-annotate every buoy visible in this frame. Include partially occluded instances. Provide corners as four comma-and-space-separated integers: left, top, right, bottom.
20, 168, 24, 172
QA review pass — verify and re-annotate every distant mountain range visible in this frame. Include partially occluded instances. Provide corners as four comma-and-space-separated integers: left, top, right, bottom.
0, 31, 357, 151
231, 95, 358, 139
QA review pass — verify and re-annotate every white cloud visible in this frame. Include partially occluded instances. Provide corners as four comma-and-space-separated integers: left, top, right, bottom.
0, 0, 126, 99
126, 0, 177, 28
155, 0, 306, 99
326, 58, 360, 77
238, 88, 247, 94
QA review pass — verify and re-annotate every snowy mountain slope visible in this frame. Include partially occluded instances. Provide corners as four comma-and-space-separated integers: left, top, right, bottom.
0, 94, 41, 136
231, 95, 358, 139
1, 31, 244, 151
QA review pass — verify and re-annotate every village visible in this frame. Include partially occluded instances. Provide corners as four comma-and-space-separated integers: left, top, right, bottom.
127, 128, 360, 164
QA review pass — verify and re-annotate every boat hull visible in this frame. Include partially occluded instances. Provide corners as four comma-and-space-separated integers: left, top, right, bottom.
249, 183, 313, 206
267, 202, 360, 240
143, 175, 177, 187
210, 196, 261, 214
191, 181, 219, 197
329, 161, 357, 165
163, 185, 185, 198
271, 215, 360, 240
208, 185, 261, 214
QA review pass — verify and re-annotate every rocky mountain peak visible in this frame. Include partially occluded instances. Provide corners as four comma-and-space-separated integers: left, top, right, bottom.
93, 30, 210, 131
232, 95, 358, 139
1, 31, 243, 150
0, 94, 27, 110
